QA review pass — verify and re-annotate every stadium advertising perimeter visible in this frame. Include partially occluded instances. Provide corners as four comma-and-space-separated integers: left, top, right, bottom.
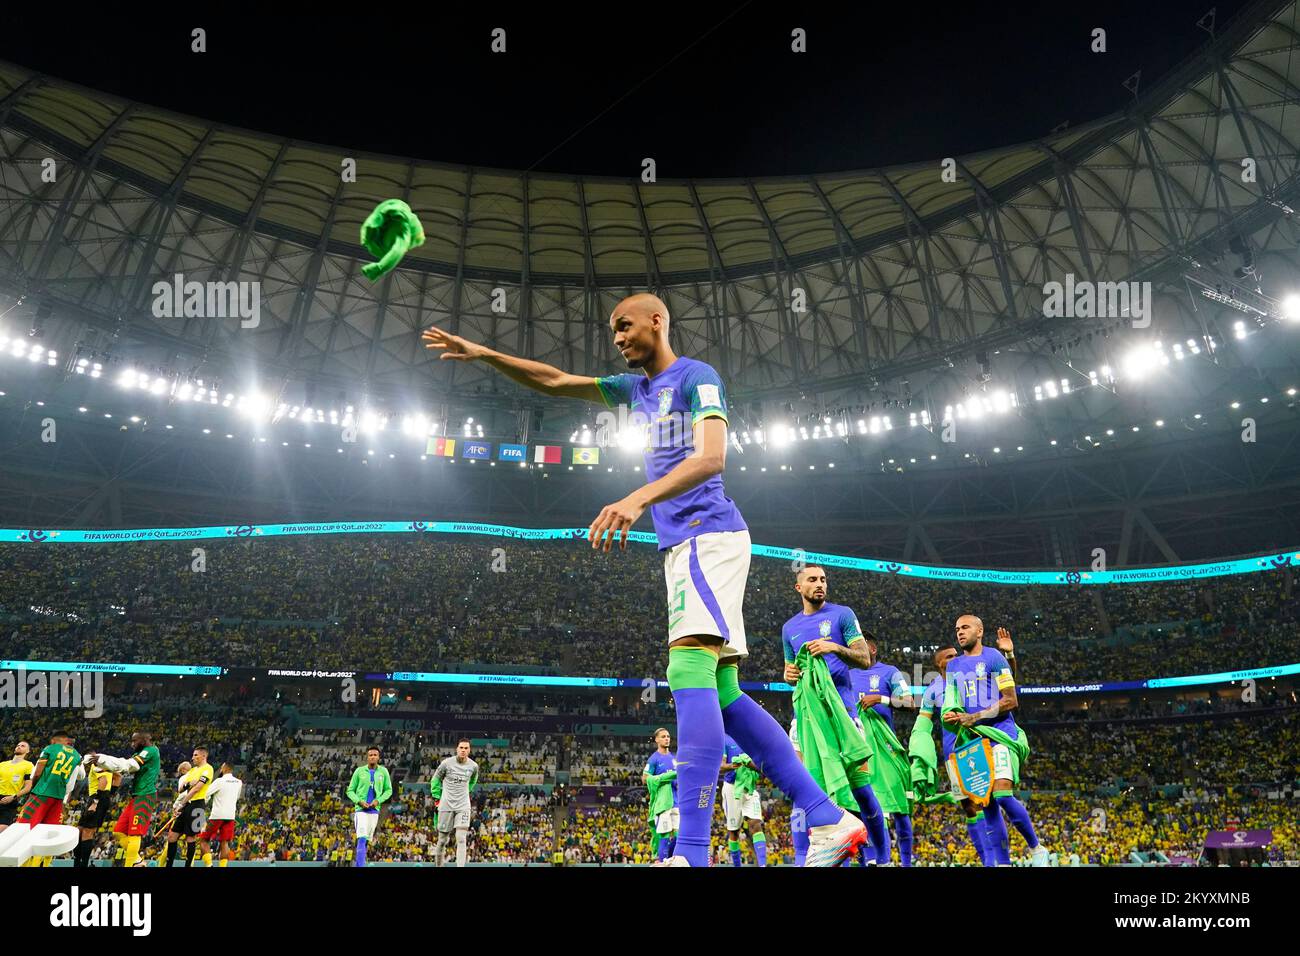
4, 519, 1298, 585
3, 660, 1296, 697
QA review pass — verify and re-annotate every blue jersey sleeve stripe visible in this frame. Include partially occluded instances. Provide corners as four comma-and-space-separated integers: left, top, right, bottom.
594, 377, 620, 409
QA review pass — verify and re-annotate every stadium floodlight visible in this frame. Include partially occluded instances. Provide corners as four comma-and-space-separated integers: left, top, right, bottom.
836, 421, 847, 437
1122, 344, 1161, 380
921, 409, 930, 425
1233, 320, 1247, 340
967, 399, 984, 419
1044, 380, 1058, 399
1060, 378, 1070, 394
620, 426, 645, 452
1155, 419, 1164, 427
991, 390, 1009, 412
799, 426, 808, 440
91, 362, 102, 378
1281, 293, 1300, 321
869, 416, 881, 434
117, 368, 135, 388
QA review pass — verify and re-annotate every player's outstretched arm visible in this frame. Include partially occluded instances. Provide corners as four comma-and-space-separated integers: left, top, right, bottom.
421, 326, 604, 402
89, 752, 141, 774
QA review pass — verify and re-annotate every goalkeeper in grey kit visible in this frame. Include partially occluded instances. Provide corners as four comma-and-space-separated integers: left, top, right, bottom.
432, 739, 479, 867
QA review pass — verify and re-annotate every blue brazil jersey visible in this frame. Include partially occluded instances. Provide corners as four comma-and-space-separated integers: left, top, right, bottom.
595, 357, 747, 550
644, 750, 678, 805
782, 602, 865, 713
945, 646, 1018, 738
850, 662, 910, 730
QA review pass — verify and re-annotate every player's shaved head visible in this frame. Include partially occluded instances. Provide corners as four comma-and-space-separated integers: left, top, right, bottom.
609, 292, 673, 372
611, 292, 670, 326
954, 614, 984, 652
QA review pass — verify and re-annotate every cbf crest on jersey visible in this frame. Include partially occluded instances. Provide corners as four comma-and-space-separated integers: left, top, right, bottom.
657, 387, 675, 418
818, 620, 832, 637
869, 674, 881, 690
976, 661, 987, 678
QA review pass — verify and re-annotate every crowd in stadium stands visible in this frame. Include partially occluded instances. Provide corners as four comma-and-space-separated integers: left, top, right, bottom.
2, 538, 1296, 685
1, 687, 1293, 865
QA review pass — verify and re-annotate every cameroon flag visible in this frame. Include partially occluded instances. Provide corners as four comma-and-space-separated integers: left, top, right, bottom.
426, 437, 456, 457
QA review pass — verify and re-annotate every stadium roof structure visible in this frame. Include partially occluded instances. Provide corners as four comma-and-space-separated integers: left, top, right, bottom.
1, 1, 1300, 411
2, 1, 1300, 566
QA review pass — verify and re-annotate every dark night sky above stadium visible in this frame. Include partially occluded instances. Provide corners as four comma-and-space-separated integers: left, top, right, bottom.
2, 1, 1252, 177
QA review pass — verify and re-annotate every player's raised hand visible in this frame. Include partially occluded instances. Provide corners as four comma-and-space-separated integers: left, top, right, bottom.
995, 627, 1014, 653
587, 493, 646, 552
421, 325, 487, 361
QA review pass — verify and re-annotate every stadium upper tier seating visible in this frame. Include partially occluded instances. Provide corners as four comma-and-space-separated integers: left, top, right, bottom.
1, 536, 1295, 682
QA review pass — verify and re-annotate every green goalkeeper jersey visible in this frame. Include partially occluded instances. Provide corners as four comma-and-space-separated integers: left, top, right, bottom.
32, 743, 81, 799
129, 745, 161, 797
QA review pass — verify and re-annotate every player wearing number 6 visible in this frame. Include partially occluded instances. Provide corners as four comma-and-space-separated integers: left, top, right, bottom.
83, 731, 162, 869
